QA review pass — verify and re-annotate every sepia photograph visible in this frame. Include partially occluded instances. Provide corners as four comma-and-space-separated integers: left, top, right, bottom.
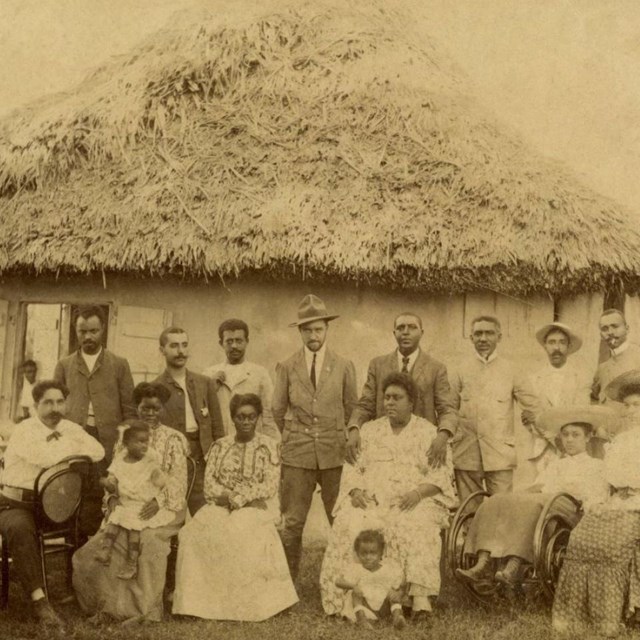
1, 1, 640, 638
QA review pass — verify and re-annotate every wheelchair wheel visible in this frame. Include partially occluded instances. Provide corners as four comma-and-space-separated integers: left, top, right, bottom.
533, 492, 581, 601
447, 490, 499, 604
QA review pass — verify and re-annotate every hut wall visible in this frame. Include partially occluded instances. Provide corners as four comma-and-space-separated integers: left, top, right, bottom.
0, 274, 607, 487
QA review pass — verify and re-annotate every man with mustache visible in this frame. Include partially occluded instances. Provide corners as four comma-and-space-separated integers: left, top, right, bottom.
450, 316, 540, 501
527, 322, 591, 472
346, 312, 458, 466
204, 318, 279, 440
54, 305, 136, 536
0, 380, 104, 629
273, 295, 358, 580
153, 326, 224, 515
592, 309, 640, 404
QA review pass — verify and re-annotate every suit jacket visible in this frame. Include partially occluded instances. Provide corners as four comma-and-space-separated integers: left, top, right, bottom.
348, 350, 458, 436
272, 348, 358, 469
528, 363, 591, 459
53, 349, 136, 461
592, 342, 640, 404
451, 354, 541, 472
203, 360, 278, 440
153, 369, 225, 460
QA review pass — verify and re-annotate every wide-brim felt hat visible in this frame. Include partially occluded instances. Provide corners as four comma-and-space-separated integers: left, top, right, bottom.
289, 294, 339, 327
536, 405, 619, 440
535, 322, 583, 354
604, 369, 640, 403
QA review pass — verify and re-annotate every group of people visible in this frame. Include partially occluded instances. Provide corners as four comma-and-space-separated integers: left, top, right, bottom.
1, 296, 640, 636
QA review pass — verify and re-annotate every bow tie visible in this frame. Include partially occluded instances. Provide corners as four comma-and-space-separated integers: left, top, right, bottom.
46, 431, 61, 442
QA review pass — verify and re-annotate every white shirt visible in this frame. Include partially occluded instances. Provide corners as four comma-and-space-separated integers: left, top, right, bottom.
539, 363, 568, 407
1, 416, 105, 490
397, 348, 419, 373
172, 373, 199, 433
304, 344, 326, 382
81, 347, 102, 423
611, 341, 630, 357
474, 350, 498, 365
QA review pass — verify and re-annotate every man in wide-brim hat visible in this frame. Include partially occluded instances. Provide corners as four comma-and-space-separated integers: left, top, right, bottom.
527, 321, 591, 472
273, 294, 358, 580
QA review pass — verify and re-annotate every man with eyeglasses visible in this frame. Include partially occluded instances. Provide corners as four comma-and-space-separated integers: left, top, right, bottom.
346, 312, 458, 466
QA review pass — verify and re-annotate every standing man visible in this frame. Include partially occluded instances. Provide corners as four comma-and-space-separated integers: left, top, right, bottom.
154, 326, 224, 515
451, 315, 540, 501
347, 312, 457, 465
204, 318, 279, 440
17, 359, 38, 421
528, 322, 591, 471
592, 309, 640, 404
273, 294, 358, 579
54, 305, 135, 536
0, 380, 104, 629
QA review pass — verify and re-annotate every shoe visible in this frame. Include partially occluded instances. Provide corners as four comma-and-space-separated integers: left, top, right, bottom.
456, 551, 492, 583
117, 560, 138, 580
33, 599, 65, 630
411, 610, 432, 625
495, 557, 522, 586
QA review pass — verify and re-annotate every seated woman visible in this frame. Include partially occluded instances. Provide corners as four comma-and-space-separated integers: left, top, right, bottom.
73, 382, 189, 623
553, 370, 640, 637
320, 372, 457, 622
457, 406, 611, 586
172, 393, 298, 621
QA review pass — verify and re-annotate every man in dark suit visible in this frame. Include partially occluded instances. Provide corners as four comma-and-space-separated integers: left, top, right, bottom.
54, 304, 136, 536
273, 295, 358, 579
153, 326, 224, 515
347, 312, 457, 464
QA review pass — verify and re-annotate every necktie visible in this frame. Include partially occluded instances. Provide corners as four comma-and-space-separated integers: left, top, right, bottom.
401, 356, 410, 373
310, 353, 317, 388
46, 431, 61, 442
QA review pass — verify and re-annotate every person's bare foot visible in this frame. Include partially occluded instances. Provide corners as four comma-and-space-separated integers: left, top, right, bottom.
117, 561, 138, 580
355, 611, 375, 630
33, 598, 65, 630
94, 547, 112, 566
392, 609, 407, 630
87, 611, 110, 626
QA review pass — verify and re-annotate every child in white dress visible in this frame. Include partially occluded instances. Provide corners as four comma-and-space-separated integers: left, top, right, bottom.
335, 529, 407, 630
95, 422, 174, 579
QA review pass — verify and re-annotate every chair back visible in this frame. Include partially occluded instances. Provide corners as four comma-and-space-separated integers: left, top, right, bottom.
185, 456, 197, 504
34, 456, 91, 530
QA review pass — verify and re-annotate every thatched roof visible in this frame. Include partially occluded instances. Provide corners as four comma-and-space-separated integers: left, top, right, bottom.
1, 0, 639, 296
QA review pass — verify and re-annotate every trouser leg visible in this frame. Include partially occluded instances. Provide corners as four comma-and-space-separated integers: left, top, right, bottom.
0, 507, 43, 596
317, 466, 342, 526
485, 470, 513, 495
279, 465, 316, 579
454, 469, 485, 505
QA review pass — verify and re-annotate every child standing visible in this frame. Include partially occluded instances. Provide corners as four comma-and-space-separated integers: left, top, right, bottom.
335, 529, 407, 630
95, 422, 174, 579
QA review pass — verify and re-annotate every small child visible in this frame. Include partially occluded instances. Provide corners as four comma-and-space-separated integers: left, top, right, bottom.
335, 529, 407, 631
95, 422, 174, 579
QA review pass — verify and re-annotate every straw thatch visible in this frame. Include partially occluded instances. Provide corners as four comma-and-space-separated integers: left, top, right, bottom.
1, 0, 639, 296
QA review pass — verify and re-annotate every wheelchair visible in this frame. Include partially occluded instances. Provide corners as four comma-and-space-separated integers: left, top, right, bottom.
446, 490, 582, 603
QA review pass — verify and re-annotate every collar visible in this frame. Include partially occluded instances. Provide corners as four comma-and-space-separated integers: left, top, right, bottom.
163, 368, 190, 386
611, 341, 630, 357
563, 451, 589, 462
397, 348, 420, 370
304, 344, 326, 361
475, 350, 498, 364
81, 346, 103, 359
546, 362, 568, 374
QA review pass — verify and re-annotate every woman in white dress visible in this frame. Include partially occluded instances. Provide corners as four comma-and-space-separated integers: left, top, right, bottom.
320, 372, 457, 623
172, 393, 298, 621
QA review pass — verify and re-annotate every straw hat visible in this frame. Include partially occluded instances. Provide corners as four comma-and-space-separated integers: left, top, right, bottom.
536, 405, 618, 440
535, 322, 583, 355
289, 294, 339, 327
604, 369, 640, 403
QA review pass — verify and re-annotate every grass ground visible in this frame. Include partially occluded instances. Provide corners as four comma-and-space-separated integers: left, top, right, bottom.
2, 543, 640, 640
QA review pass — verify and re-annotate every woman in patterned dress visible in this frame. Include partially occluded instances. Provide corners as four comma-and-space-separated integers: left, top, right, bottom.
320, 372, 457, 622
73, 382, 189, 622
552, 371, 640, 637
172, 393, 298, 621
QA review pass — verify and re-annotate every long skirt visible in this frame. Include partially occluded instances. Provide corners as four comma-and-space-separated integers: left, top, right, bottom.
552, 509, 640, 636
73, 520, 180, 621
320, 501, 449, 616
464, 492, 578, 563
172, 504, 298, 621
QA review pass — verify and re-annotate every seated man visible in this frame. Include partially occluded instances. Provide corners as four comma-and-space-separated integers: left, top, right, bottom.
0, 380, 104, 628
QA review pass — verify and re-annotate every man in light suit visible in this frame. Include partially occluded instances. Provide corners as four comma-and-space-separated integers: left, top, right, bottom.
204, 318, 279, 440
451, 315, 540, 501
153, 326, 224, 515
528, 322, 591, 471
273, 295, 358, 579
346, 312, 457, 465
54, 305, 136, 536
